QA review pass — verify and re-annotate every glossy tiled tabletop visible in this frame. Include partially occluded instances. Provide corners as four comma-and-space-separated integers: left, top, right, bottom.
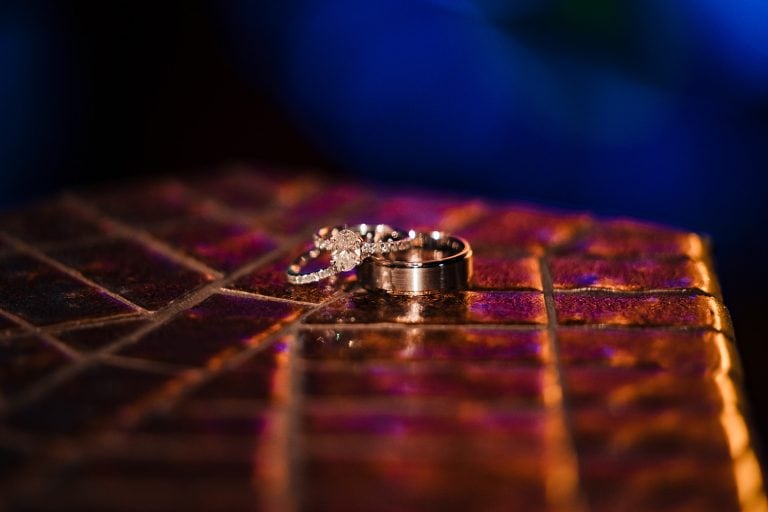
0, 168, 765, 511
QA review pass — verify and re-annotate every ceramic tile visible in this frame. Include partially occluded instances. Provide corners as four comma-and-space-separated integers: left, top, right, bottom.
470, 255, 543, 290
84, 180, 205, 226
150, 218, 278, 272
554, 292, 726, 329
303, 364, 545, 404
0, 200, 108, 244
8, 365, 170, 434
549, 255, 712, 292
305, 291, 548, 325
118, 295, 300, 367
458, 205, 592, 255
561, 218, 705, 259
48, 239, 215, 310
0, 336, 70, 397
300, 327, 546, 363
57, 320, 147, 353
558, 327, 724, 373
0, 254, 134, 325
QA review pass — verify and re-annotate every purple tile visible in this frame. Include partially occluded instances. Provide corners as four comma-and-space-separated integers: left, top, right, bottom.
558, 328, 724, 373
268, 184, 366, 234
458, 205, 592, 255
84, 180, 206, 225
562, 218, 705, 259
303, 407, 548, 439
150, 218, 278, 272
0, 200, 108, 244
549, 256, 712, 292
554, 292, 726, 329
138, 405, 270, 436
470, 255, 543, 290
0, 254, 134, 325
0, 336, 70, 396
48, 239, 215, 310
189, 336, 290, 400
571, 408, 732, 458
304, 364, 545, 403
300, 327, 546, 363
8, 364, 170, 434
189, 171, 280, 213
564, 367, 723, 410
304, 436, 549, 512
119, 295, 301, 367
350, 193, 489, 233
305, 291, 547, 325
580, 452, 739, 512
57, 320, 146, 352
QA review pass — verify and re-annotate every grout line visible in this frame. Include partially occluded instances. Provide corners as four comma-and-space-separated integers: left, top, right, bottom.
552, 286, 719, 298
299, 321, 546, 331
61, 195, 225, 279
557, 322, 735, 338
283, 303, 308, 512
219, 287, 321, 307
0, 309, 81, 362
0, 313, 146, 342
0, 253, 342, 511
43, 314, 148, 334
540, 256, 590, 512
0, 233, 150, 315
0, 234, 303, 414
112, 289, 345, 426
297, 321, 734, 339
245, 289, 350, 512
0, 189, 363, 415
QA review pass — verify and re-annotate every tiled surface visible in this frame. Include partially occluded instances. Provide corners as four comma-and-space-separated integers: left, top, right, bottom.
0, 253, 135, 326
0, 168, 764, 511
47, 239, 215, 311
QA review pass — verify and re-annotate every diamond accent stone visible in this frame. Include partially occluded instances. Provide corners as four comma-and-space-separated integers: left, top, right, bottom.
330, 229, 363, 272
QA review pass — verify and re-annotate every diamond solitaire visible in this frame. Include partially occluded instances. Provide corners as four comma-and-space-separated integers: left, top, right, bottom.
330, 229, 364, 272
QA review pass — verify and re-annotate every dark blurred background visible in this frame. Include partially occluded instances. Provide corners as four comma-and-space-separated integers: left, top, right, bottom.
1, 1, 767, 442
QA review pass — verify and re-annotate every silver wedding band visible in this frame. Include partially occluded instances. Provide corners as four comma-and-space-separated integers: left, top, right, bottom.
357, 231, 472, 294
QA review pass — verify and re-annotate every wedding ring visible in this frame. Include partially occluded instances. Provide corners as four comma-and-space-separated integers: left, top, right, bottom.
285, 247, 337, 285
314, 224, 412, 266
287, 224, 412, 285
357, 231, 472, 294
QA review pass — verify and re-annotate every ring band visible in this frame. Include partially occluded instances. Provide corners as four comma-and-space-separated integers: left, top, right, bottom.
357, 232, 472, 294
287, 224, 412, 285
285, 247, 336, 285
